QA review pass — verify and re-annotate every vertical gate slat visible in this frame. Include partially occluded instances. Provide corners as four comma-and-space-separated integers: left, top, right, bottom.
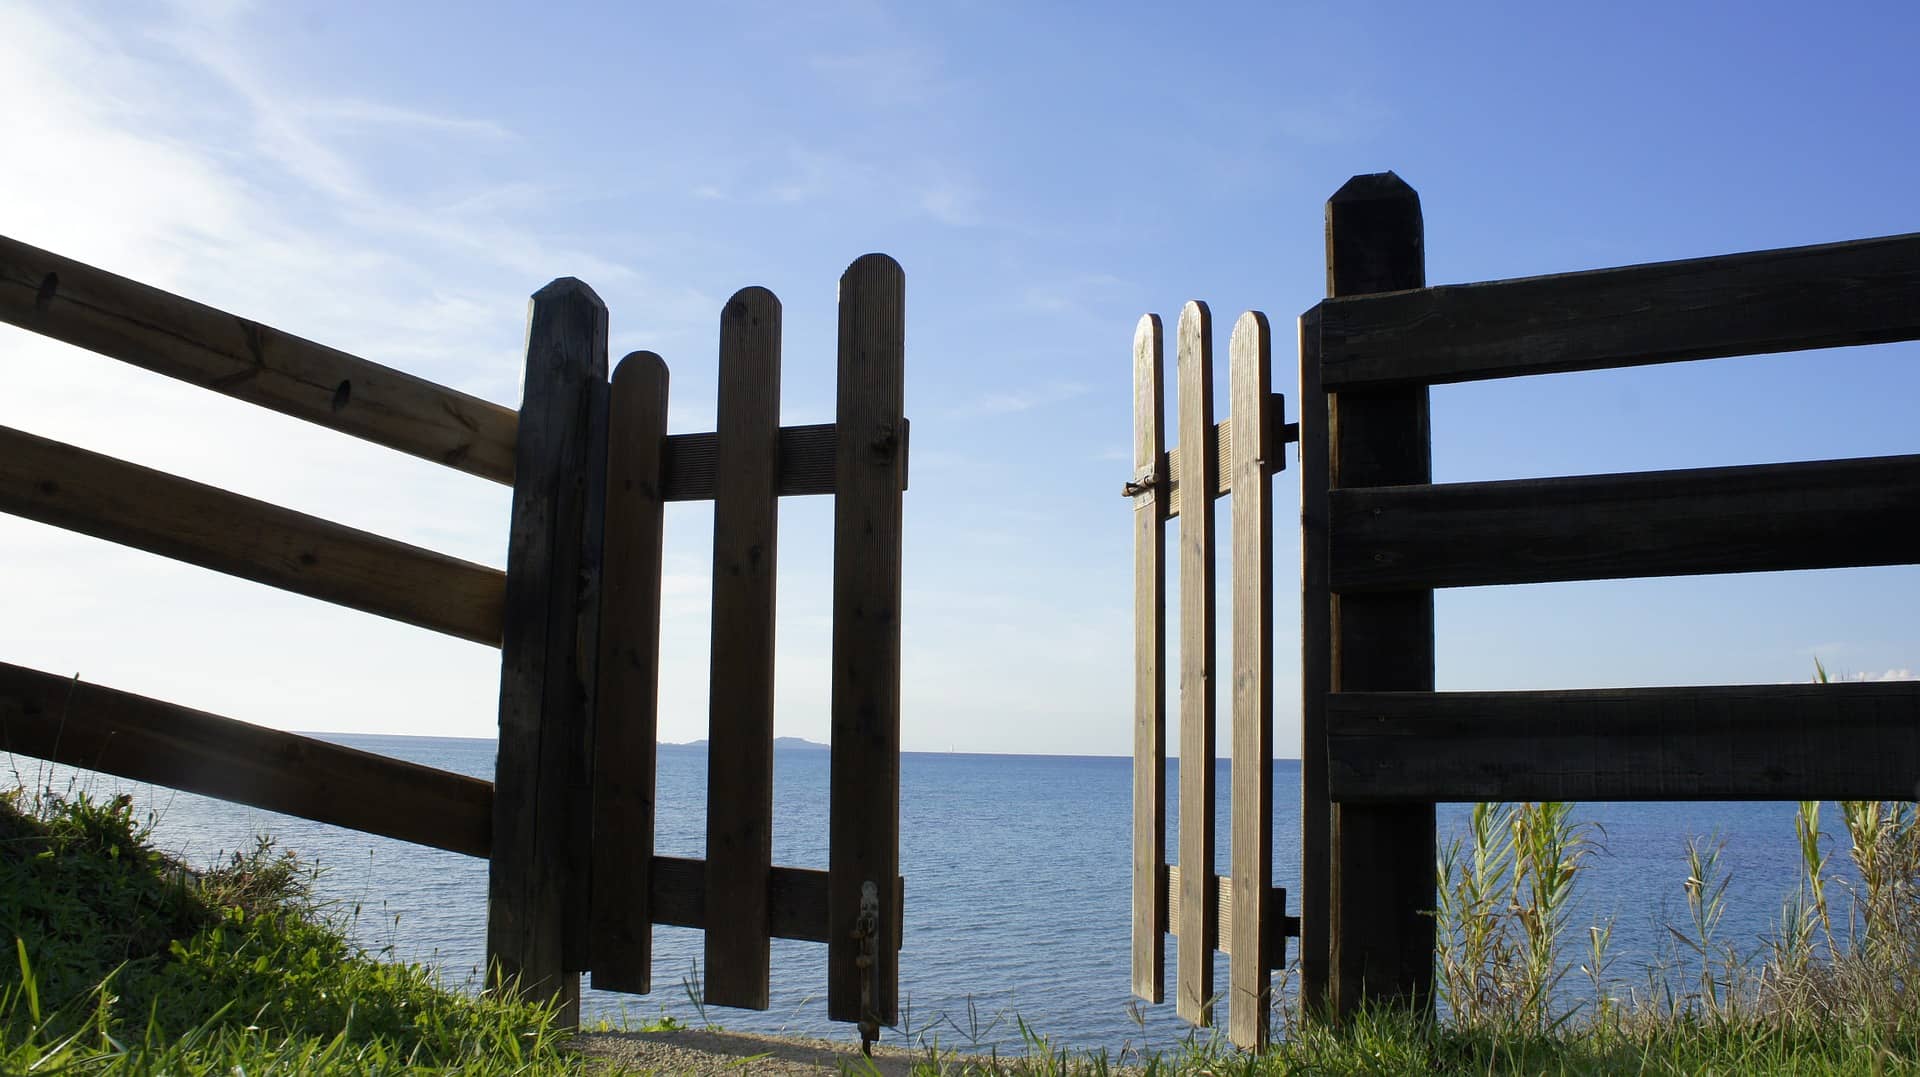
1297, 305, 1332, 1010
590, 351, 670, 994
1130, 313, 1168, 1005
828, 254, 907, 1028
488, 277, 609, 1027
1174, 300, 1217, 1026
705, 288, 785, 1010
1227, 311, 1274, 1048
1322, 172, 1436, 1016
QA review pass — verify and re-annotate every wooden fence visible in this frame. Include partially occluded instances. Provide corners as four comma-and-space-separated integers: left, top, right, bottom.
1128, 303, 1299, 1049
0, 237, 908, 1041
1298, 172, 1920, 1016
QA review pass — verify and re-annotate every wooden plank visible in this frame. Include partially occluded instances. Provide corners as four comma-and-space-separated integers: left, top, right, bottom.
827, 254, 907, 1029
661, 422, 908, 501
1162, 417, 1232, 519
1174, 299, 1217, 1027
589, 351, 670, 994
1330, 453, 1920, 592
1166, 867, 1295, 967
652, 859, 904, 946
1130, 313, 1167, 1005
0, 662, 490, 857
487, 278, 608, 1026
1316, 231, 1920, 390
1321, 172, 1436, 1018
0, 235, 517, 483
1227, 311, 1274, 1050
1327, 682, 1920, 802
0, 424, 504, 645
704, 287, 783, 1010
1296, 304, 1332, 1011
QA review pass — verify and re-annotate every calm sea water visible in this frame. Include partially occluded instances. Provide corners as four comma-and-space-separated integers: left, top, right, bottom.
12, 738, 1821, 1053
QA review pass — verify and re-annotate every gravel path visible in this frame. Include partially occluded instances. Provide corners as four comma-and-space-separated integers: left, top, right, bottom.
570, 1028, 949, 1075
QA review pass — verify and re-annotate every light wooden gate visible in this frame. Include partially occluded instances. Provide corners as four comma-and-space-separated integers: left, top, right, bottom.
1128, 303, 1297, 1049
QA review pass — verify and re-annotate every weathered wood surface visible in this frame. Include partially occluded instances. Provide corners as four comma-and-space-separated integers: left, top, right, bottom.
1327, 682, 1920, 802
1174, 300, 1217, 1027
0, 661, 490, 856
1315, 231, 1920, 390
827, 254, 907, 1027
1318, 172, 1436, 1018
0, 424, 503, 645
1130, 313, 1168, 1005
653, 860, 904, 947
704, 287, 784, 1011
0, 235, 518, 483
589, 351, 670, 995
662, 422, 907, 501
1165, 867, 1295, 967
1227, 311, 1275, 1049
1296, 305, 1332, 1009
1163, 417, 1232, 519
1329, 453, 1920, 592
488, 278, 608, 1026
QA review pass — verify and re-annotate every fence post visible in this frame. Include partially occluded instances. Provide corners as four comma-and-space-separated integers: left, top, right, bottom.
1303, 172, 1435, 1016
828, 254, 907, 1038
488, 277, 610, 1026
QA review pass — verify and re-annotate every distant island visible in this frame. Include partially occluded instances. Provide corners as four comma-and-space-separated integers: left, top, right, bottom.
666, 736, 828, 750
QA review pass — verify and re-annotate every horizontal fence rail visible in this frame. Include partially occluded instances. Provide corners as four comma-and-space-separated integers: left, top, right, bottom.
0, 424, 506, 644
1327, 681, 1920, 803
1329, 453, 1920, 591
1314, 231, 1920, 389
0, 661, 493, 856
0, 235, 521, 482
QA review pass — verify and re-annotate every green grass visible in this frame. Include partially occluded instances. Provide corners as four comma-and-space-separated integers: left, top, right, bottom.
0, 786, 593, 1074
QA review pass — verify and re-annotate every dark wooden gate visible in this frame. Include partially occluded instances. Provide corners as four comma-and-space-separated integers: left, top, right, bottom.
0, 237, 909, 1042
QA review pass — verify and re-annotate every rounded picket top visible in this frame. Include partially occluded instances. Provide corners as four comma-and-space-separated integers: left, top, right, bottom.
723, 285, 781, 324
611, 349, 668, 393
1231, 309, 1271, 352
1178, 299, 1211, 340
1134, 311, 1162, 351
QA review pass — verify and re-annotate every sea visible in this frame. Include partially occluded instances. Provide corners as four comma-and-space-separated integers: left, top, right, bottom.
10, 737, 1833, 1055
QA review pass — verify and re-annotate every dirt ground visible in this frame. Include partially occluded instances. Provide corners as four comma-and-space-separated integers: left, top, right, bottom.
570, 1027, 951, 1075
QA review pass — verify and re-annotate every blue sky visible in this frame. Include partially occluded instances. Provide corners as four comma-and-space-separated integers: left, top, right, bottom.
2, 1, 1915, 756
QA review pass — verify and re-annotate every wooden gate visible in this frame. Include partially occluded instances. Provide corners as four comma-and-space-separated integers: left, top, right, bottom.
0, 237, 908, 1041
1128, 303, 1298, 1048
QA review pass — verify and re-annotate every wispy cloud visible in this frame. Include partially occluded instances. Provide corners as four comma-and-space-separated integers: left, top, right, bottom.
951, 379, 1092, 417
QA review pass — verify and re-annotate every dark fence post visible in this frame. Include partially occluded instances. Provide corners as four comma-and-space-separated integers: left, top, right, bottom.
1302, 172, 1435, 1016
828, 254, 907, 1041
488, 277, 610, 1026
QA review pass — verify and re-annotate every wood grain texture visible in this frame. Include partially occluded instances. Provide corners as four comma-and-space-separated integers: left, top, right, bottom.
1174, 300, 1217, 1027
1321, 172, 1436, 1018
827, 254, 907, 1027
1317, 231, 1920, 390
1227, 311, 1274, 1049
660, 422, 909, 501
1163, 418, 1232, 519
488, 278, 608, 1026
1295, 305, 1332, 1010
0, 235, 517, 483
0, 661, 491, 856
1130, 313, 1167, 1005
1329, 453, 1920, 591
589, 352, 669, 994
652, 859, 903, 947
0, 424, 503, 645
705, 287, 783, 1010
1166, 867, 1295, 967
1326, 682, 1920, 802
